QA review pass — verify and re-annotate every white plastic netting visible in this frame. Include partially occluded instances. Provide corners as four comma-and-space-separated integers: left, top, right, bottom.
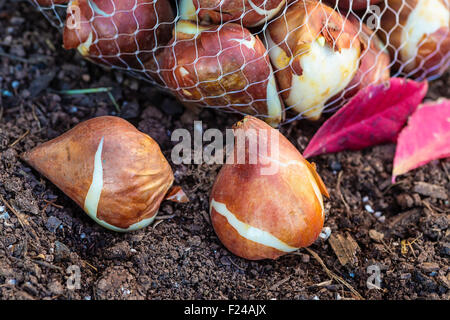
30, 0, 449, 126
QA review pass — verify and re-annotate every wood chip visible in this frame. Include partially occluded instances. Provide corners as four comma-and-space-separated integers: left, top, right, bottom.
388, 209, 421, 227
328, 233, 360, 267
369, 229, 385, 243
413, 182, 448, 200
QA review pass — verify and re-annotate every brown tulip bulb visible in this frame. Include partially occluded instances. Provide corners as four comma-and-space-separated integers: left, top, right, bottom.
161, 20, 284, 127
265, 0, 361, 120
379, 0, 449, 77
63, 0, 174, 70
22, 116, 187, 232
343, 17, 390, 99
179, 0, 287, 27
210, 116, 329, 260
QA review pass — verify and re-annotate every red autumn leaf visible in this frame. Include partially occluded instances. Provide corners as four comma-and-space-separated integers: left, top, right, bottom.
303, 78, 428, 158
393, 99, 450, 181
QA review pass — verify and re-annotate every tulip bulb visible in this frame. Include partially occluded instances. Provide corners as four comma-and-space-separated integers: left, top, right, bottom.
22, 116, 187, 232
343, 17, 390, 99
265, 0, 361, 120
210, 116, 329, 260
161, 20, 284, 127
379, 0, 450, 77
63, 0, 174, 70
179, 0, 287, 27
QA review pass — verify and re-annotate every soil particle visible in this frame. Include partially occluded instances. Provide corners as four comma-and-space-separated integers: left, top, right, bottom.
54, 241, 71, 262
413, 182, 448, 200
46, 216, 62, 233
103, 241, 132, 260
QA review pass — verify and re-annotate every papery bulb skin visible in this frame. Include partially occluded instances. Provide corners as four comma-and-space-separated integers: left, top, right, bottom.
265, 0, 361, 120
63, 0, 174, 71
379, 0, 450, 77
161, 21, 284, 127
22, 116, 178, 232
210, 116, 329, 260
180, 0, 287, 27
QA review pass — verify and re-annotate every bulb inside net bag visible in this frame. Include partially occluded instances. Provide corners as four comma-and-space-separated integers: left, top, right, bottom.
30, 0, 449, 126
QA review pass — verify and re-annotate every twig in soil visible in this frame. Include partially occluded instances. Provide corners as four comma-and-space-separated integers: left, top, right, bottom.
31, 259, 63, 272
152, 220, 165, 229
293, 248, 364, 300
269, 276, 291, 291
380, 239, 394, 256
82, 260, 98, 272
0, 194, 37, 240
0, 106, 3, 122
423, 199, 447, 214
9, 129, 30, 148
228, 257, 246, 271
308, 280, 333, 288
42, 199, 64, 211
153, 214, 176, 229
31, 104, 41, 130
336, 171, 350, 215
155, 214, 176, 220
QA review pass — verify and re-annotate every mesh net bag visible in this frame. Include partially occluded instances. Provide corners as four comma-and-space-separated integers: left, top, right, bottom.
29, 0, 450, 126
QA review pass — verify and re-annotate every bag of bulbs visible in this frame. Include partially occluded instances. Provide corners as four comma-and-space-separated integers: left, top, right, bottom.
31, 0, 449, 127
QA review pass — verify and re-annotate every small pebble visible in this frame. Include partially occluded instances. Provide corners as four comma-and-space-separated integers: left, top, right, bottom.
378, 216, 386, 223
7, 279, 17, 285
312, 296, 320, 300
54, 241, 71, 262
362, 196, 369, 203
0, 206, 4, 212
400, 273, 411, 280
301, 253, 310, 263
374, 211, 382, 218
319, 226, 332, 240
80, 233, 86, 239
364, 204, 374, 213
11, 81, 20, 89
329, 160, 342, 172
45, 216, 62, 233
69, 106, 78, 113
0, 212, 10, 220
2, 90, 13, 97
